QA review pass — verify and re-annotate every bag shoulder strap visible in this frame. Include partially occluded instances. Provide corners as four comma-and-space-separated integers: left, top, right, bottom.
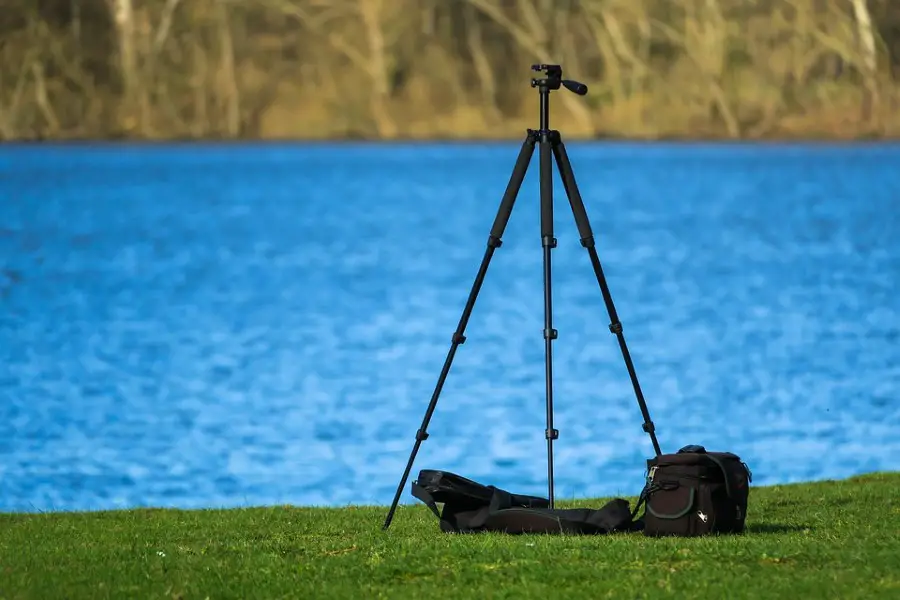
476, 498, 639, 535
704, 453, 752, 500
411, 470, 638, 534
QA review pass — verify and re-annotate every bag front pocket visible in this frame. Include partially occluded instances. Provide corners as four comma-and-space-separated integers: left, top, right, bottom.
645, 481, 697, 536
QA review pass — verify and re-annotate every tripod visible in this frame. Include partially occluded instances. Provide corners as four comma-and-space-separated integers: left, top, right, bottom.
382, 64, 661, 531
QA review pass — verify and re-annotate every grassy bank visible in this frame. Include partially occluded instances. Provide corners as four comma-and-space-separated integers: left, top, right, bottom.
1, 472, 898, 599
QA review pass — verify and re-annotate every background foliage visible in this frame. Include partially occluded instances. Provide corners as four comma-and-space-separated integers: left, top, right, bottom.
3, 0, 899, 140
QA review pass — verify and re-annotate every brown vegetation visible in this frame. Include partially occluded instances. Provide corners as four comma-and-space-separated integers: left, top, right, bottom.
3, 0, 900, 141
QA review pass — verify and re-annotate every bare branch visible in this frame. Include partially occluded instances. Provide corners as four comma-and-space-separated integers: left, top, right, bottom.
152, 0, 183, 55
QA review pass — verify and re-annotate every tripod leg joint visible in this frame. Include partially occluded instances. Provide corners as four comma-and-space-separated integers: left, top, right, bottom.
642, 422, 655, 434
452, 332, 467, 344
546, 428, 559, 440
542, 236, 557, 248
487, 235, 503, 249
543, 328, 558, 340
608, 321, 623, 334
416, 429, 430, 441
580, 236, 595, 248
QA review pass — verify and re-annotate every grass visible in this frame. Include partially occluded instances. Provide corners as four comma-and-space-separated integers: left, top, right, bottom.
1, 472, 898, 599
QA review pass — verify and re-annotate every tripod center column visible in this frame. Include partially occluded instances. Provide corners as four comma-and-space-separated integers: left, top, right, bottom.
537, 82, 559, 507
539, 87, 550, 133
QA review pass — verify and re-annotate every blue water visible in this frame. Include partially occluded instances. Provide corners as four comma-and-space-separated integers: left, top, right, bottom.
0, 141, 898, 513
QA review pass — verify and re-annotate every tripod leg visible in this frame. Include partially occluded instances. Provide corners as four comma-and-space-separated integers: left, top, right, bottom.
382, 132, 537, 530
550, 132, 662, 457
539, 131, 559, 509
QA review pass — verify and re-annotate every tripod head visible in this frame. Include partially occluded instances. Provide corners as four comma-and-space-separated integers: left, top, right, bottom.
530, 64, 588, 96
530, 64, 587, 131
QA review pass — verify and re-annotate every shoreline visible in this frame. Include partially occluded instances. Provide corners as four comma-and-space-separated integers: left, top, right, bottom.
1, 470, 893, 515
3, 134, 900, 147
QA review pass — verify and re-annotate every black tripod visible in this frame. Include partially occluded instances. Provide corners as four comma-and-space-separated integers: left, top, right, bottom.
382, 64, 661, 531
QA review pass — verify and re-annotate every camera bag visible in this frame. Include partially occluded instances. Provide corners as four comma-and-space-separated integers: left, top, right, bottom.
635, 444, 752, 537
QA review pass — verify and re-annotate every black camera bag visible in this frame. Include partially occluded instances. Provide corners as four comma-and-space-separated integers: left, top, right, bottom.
636, 445, 752, 537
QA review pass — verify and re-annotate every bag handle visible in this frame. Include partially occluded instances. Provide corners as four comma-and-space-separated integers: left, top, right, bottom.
411, 480, 443, 520
677, 444, 706, 454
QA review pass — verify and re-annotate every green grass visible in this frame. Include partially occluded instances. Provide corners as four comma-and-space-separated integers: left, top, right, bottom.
1, 472, 898, 600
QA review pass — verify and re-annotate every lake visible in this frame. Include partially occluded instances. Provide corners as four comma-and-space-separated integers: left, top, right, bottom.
0, 141, 898, 513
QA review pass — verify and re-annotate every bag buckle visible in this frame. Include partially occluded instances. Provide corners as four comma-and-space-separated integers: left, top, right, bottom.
647, 466, 658, 482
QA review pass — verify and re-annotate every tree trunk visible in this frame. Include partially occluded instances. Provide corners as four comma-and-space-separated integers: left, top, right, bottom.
850, 0, 879, 125
584, 11, 625, 104
109, 0, 140, 132
192, 43, 210, 137
655, 0, 740, 137
359, 0, 399, 139
31, 60, 61, 136
217, 0, 241, 138
465, 4, 501, 123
